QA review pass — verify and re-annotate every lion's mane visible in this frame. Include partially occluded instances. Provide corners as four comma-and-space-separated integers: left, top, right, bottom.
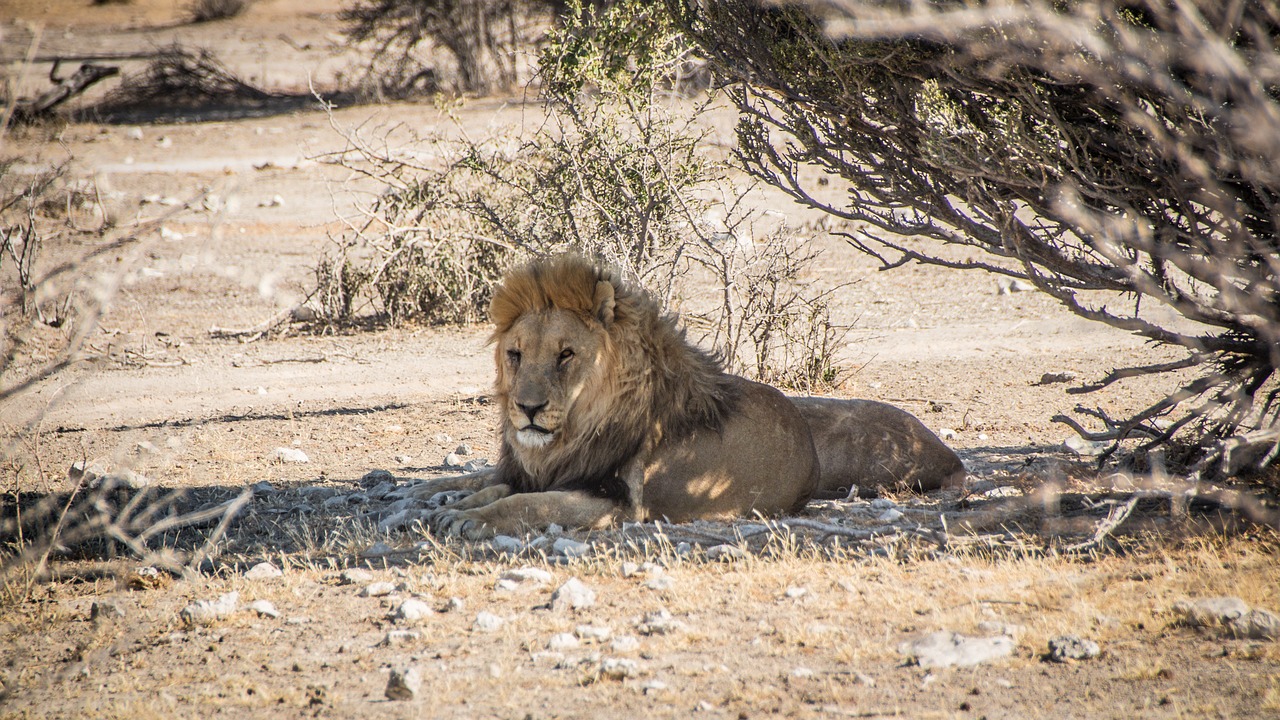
488, 256, 738, 504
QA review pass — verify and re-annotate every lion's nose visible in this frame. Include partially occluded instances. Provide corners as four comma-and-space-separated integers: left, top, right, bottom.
516, 401, 547, 423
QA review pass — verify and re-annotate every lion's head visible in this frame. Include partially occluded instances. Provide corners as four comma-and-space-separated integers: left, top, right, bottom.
488, 256, 730, 495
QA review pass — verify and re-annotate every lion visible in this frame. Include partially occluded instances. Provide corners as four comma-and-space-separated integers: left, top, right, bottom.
412, 255, 963, 539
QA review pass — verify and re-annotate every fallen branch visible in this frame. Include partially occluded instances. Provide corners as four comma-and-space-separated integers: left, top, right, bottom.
13, 62, 119, 122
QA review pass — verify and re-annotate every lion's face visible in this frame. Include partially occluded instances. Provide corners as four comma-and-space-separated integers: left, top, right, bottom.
495, 308, 610, 452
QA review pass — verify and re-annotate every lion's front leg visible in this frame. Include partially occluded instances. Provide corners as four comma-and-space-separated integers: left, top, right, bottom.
404, 467, 497, 505
432, 491, 621, 540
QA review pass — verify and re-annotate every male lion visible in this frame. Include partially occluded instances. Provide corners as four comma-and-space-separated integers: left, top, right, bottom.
414, 255, 963, 539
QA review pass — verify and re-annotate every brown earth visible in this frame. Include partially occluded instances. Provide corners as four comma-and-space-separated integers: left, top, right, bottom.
1, 2, 1278, 718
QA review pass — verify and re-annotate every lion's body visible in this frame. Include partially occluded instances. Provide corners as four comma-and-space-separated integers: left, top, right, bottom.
792, 397, 966, 498
417, 256, 820, 538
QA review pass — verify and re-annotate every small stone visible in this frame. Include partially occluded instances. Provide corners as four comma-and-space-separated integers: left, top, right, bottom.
1037, 372, 1077, 385
545, 523, 564, 537
854, 672, 876, 687
380, 630, 420, 646
445, 597, 465, 613
126, 126, 143, 140
899, 631, 1015, 668
134, 441, 161, 456
443, 453, 465, 468
621, 562, 641, 578
340, 568, 374, 585
1173, 596, 1250, 628
575, 624, 611, 642
323, 494, 351, 510
551, 577, 597, 611
675, 542, 692, 556
474, 612, 505, 633
791, 667, 815, 679
286, 616, 311, 625
938, 428, 957, 440
271, 447, 310, 464
611, 635, 641, 652
784, 587, 808, 599
553, 537, 592, 558
1064, 436, 1109, 457
250, 480, 276, 496
1235, 609, 1280, 640
244, 562, 283, 580
1047, 635, 1101, 662
598, 657, 638, 680
490, 535, 524, 555
385, 666, 422, 700
706, 544, 747, 562
361, 469, 395, 485
361, 542, 395, 559
257, 194, 285, 208
90, 600, 126, 621
463, 458, 490, 472
876, 508, 905, 523
360, 582, 397, 598
432, 433, 452, 444
393, 454, 412, 465
395, 599, 434, 623
455, 443, 472, 455
248, 600, 281, 619
870, 498, 897, 509
637, 609, 686, 636
980, 486, 1022, 499
500, 567, 553, 586
367, 482, 395, 500
548, 633, 580, 651
976, 621, 1024, 638
643, 576, 674, 591
180, 591, 240, 627
642, 679, 668, 695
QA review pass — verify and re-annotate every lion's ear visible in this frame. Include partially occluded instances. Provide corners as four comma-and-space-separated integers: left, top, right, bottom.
593, 279, 616, 327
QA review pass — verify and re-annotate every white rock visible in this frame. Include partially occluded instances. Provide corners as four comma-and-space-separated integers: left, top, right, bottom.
474, 611, 505, 632
1173, 597, 1280, 639
379, 630, 420, 646
340, 568, 374, 585
553, 538, 592, 558
257, 194, 285, 208
876, 508, 905, 523
491, 535, 524, 555
180, 591, 240, 626
445, 597, 465, 613
455, 443, 472, 455
705, 544, 747, 562
791, 667, 815, 678
598, 657, 639, 680
938, 428, 957, 440
643, 576, 674, 591
443, 453, 465, 467
393, 454, 412, 465
360, 582, 397, 598
642, 679, 668, 695
362, 542, 395, 558
248, 600, 280, 618
870, 499, 897, 509
500, 567, 553, 586
636, 609, 686, 636
244, 562, 283, 580
551, 577, 597, 611
271, 447, 309, 464
395, 598, 434, 623
898, 631, 1015, 668
784, 587, 808, 599
385, 666, 422, 700
159, 226, 183, 241
126, 126, 144, 140
575, 624, 611, 642
611, 635, 641, 652
548, 633, 580, 651
1064, 435, 1109, 457
1047, 635, 1101, 662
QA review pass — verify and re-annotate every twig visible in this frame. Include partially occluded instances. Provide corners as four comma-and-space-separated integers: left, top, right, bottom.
1059, 494, 1142, 554
208, 307, 294, 342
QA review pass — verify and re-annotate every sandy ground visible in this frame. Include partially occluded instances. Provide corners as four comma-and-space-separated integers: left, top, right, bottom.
1, 1, 1278, 718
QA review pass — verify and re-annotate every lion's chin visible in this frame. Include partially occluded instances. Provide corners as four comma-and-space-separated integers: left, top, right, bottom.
515, 428, 555, 449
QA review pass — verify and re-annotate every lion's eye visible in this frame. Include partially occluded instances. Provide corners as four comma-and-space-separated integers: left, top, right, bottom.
507, 349, 521, 366
558, 348, 574, 364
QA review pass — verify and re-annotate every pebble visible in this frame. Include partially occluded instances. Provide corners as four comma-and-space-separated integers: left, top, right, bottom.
393, 454, 412, 465
598, 657, 639, 680
90, 600, 127, 621
445, 597, 465, 613
464, 459, 490, 472
500, 567, 553, 586
705, 544, 747, 562
575, 624, 611, 642
938, 428, 957, 440
791, 667, 815, 679
870, 498, 897, 509
443, 453, 465, 467
244, 562, 283, 580
548, 633, 580, 651
611, 635, 641, 652
1173, 597, 1280, 640
367, 482, 395, 500
642, 679, 668, 695
898, 631, 1015, 668
271, 447, 310, 464
360, 582, 397, 598
1064, 436, 1109, 457
490, 535, 524, 555
636, 609, 687, 636
257, 194, 285, 208
1047, 635, 1101, 662
1038, 371, 1077, 385
976, 621, 1024, 638
380, 630, 420, 646
432, 433, 452, 444
551, 577, 597, 611
361, 469, 395, 485
361, 542, 395, 558
784, 587, 808, 599
455, 443, 472, 455
643, 576, 675, 591
385, 666, 422, 700
340, 568, 374, 585
979, 486, 1022, 499
248, 600, 280, 618
250, 480, 276, 496
552, 538, 592, 558
876, 508, 905, 523
474, 611, 505, 633
180, 591, 240, 627
395, 598, 434, 623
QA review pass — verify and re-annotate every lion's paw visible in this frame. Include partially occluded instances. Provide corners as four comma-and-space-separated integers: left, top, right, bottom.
424, 489, 474, 510
429, 509, 495, 540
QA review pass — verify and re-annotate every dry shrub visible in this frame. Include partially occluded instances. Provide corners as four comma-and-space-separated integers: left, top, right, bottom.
94, 45, 270, 114
313, 0, 844, 390
187, 0, 248, 23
